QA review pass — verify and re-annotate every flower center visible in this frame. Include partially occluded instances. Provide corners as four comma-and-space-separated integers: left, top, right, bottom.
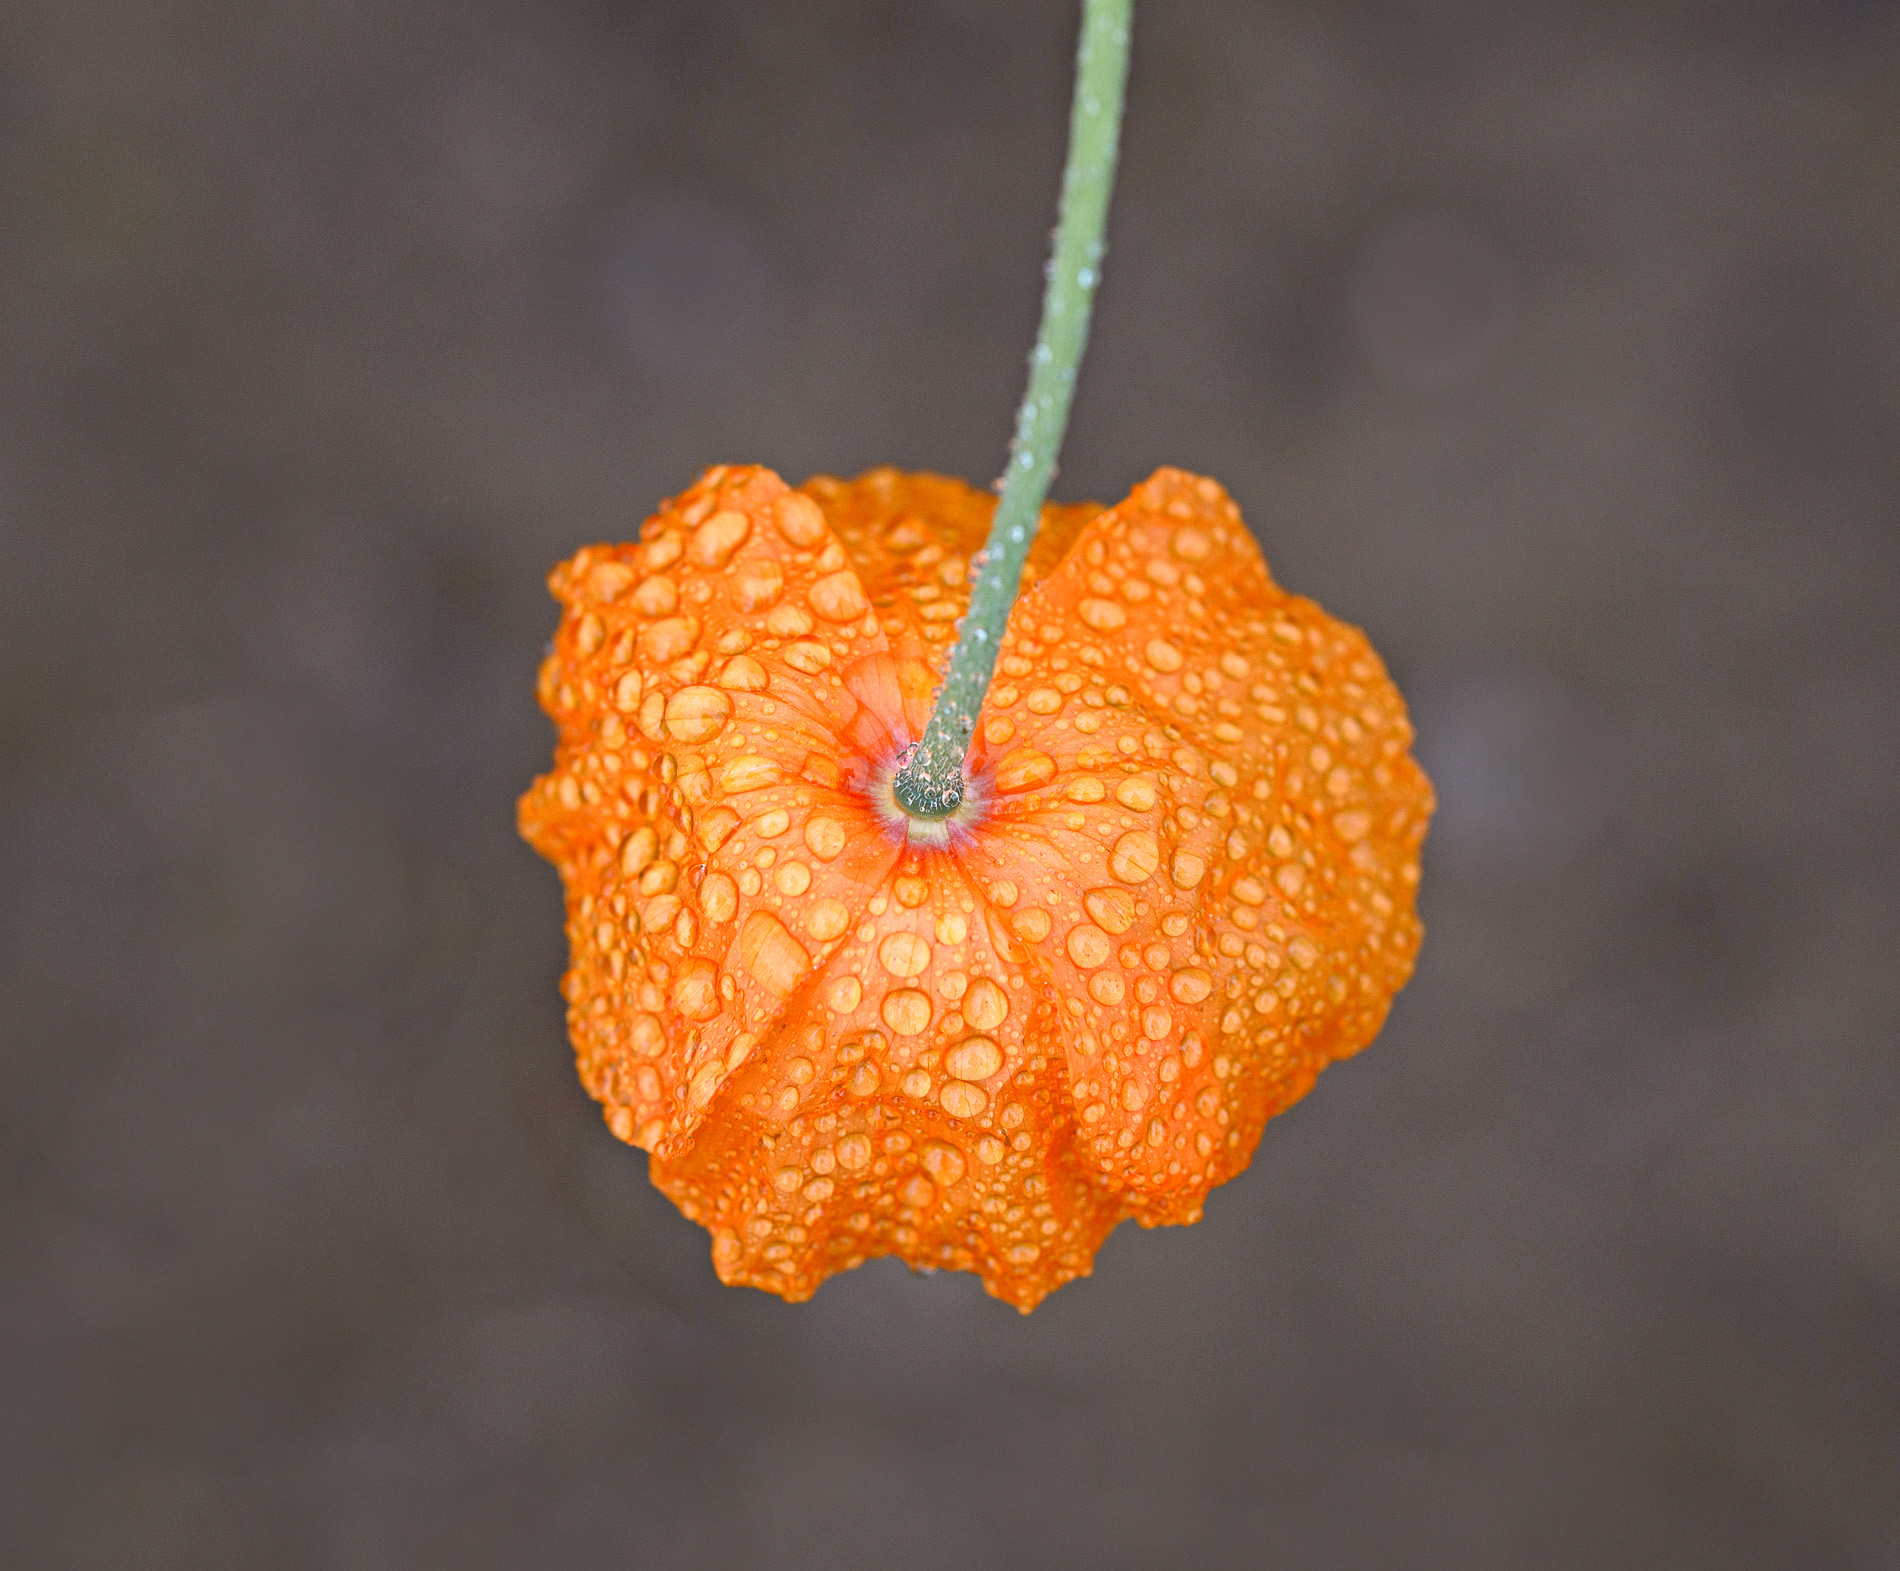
866, 751, 989, 851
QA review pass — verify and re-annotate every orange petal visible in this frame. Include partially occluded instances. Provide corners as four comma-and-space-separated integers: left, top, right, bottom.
519, 463, 1432, 1310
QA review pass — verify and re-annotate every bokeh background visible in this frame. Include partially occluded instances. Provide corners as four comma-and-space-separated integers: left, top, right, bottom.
4, 1, 1899, 1566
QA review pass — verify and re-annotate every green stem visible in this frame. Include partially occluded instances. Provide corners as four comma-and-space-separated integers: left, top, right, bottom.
891, 0, 1132, 820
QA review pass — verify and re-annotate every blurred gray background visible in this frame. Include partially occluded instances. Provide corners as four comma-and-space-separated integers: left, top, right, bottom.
3, 1, 1898, 1566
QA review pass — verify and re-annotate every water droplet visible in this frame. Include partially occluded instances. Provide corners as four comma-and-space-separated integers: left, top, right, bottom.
690, 1061, 725, 1106
1026, 687, 1063, 715
1066, 776, 1106, 803
1065, 923, 1111, 968
797, 816, 844, 862
632, 576, 679, 617
1083, 886, 1136, 935
1109, 830, 1161, 883
719, 755, 782, 793
825, 974, 863, 1012
698, 806, 740, 852
975, 1135, 1006, 1164
671, 959, 721, 1020
993, 748, 1057, 792
1088, 970, 1125, 1005
945, 1036, 1003, 1080
837, 1131, 873, 1169
939, 1081, 988, 1119
934, 911, 969, 944
1333, 809, 1372, 842
718, 654, 769, 690
920, 1139, 967, 1187
783, 640, 831, 674
848, 1061, 880, 1095
1145, 639, 1185, 673
621, 826, 658, 876
1078, 597, 1126, 630
641, 616, 700, 663
765, 603, 814, 638
737, 910, 809, 994
894, 875, 930, 908
1169, 968, 1212, 1004
1114, 777, 1157, 811
664, 685, 732, 742
1010, 907, 1052, 942
636, 691, 667, 741
690, 509, 752, 568
902, 1068, 932, 1098
734, 560, 784, 610
1170, 850, 1206, 888
964, 977, 1009, 1030
809, 570, 870, 622
807, 899, 850, 942
775, 861, 811, 896
880, 988, 932, 1036
587, 561, 635, 602
877, 931, 932, 977
642, 529, 684, 571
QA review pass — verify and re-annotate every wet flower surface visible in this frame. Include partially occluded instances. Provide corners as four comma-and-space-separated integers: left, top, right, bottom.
519, 463, 1432, 1309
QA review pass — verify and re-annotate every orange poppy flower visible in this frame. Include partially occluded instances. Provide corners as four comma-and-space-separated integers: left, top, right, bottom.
519, 462, 1432, 1310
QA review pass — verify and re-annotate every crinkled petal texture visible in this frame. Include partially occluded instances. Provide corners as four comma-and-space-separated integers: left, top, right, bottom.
519, 464, 1432, 1311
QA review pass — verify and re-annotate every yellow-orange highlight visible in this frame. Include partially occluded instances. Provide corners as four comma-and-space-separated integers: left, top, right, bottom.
519, 464, 1432, 1310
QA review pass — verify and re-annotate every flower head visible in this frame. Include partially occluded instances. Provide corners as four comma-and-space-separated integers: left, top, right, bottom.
519, 462, 1432, 1310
